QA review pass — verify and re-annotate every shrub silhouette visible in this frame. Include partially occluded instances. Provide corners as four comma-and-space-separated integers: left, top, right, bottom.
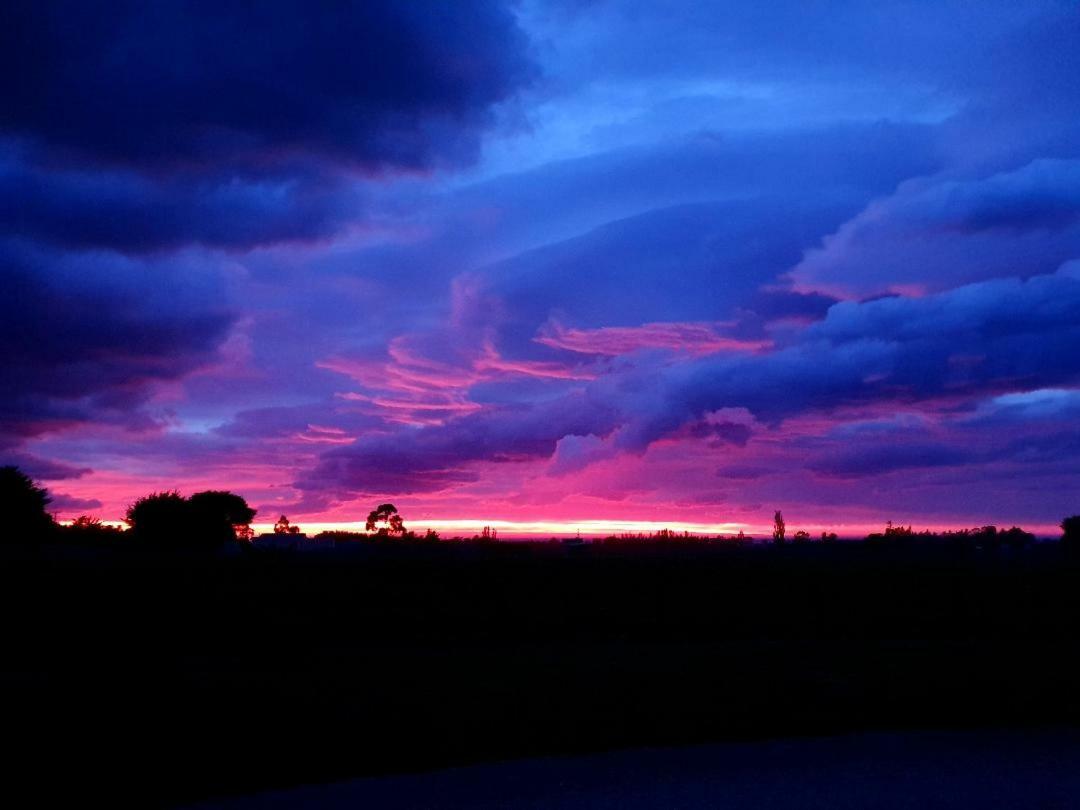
125, 490, 252, 548
0, 466, 55, 540
189, 490, 256, 543
63, 515, 123, 542
125, 491, 189, 546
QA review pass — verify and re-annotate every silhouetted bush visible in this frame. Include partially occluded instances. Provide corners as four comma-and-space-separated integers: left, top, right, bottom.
125, 490, 254, 549
0, 466, 56, 541
189, 490, 257, 543
314, 531, 365, 542
62, 515, 123, 543
1063, 516, 1080, 555
125, 491, 189, 546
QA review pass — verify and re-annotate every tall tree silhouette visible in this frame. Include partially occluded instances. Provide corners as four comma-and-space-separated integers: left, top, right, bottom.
0, 466, 55, 540
366, 503, 405, 536
772, 510, 786, 544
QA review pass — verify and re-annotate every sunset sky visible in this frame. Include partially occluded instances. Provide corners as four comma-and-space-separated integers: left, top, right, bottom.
3, 1, 1080, 535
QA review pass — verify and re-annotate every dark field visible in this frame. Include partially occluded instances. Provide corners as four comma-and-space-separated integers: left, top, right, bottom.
4, 540, 1080, 806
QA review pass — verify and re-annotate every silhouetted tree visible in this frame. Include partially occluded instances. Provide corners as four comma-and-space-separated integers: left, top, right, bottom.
274, 515, 300, 535
366, 503, 405, 536
1062, 516, 1080, 555
772, 510, 785, 544
884, 521, 913, 537
125, 491, 189, 546
189, 490, 256, 543
1007, 526, 1034, 547
0, 466, 55, 540
793, 530, 810, 542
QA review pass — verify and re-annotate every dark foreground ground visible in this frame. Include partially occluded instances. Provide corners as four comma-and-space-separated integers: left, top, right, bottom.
3, 539, 1080, 806
196, 730, 1080, 809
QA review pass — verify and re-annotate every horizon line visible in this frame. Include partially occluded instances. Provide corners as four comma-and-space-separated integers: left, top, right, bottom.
66, 517, 1065, 538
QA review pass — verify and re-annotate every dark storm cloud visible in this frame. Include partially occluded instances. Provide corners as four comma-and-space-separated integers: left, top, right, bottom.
0, 0, 533, 172
0, 153, 360, 253
0, 2, 534, 459
0, 1, 534, 252
0, 240, 234, 441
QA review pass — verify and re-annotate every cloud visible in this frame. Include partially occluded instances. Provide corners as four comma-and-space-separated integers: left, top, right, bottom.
7, 1, 1080, 525
0, 2, 534, 253
0, 240, 234, 442
0, 1, 533, 173
549, 434, 615, 475
297, 266, 1080, 498
49, 493, 104, 513
299, 389, 621, 496
0, 152, 363, 253
964, 388, 1080, 425
810, 442, 974, 478
0, 453, 92, 481
535, 321, 768, 356
793, 160, 1080, 296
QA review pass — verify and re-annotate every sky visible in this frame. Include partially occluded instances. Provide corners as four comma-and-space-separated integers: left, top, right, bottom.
2, 0, 1079, 535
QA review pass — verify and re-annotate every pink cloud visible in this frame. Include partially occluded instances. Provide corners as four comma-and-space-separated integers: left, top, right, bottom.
474, 339, 595, 380
319, 333, 593, 425
535, 321, 770, 356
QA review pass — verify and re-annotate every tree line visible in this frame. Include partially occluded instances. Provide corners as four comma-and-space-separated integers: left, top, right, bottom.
1, 465, 1079, 551
0, 465, 426, 548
